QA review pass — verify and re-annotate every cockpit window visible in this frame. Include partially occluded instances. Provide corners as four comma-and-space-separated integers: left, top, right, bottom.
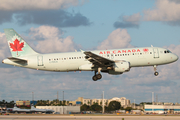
167, 50, 171, 53
164, 50, 171, 54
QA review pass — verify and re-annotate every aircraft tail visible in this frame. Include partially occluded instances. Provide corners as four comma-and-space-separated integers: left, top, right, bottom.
4, 28, 38, 57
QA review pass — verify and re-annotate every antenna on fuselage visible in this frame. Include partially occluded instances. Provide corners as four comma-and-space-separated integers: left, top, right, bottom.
151, 45, 154, 47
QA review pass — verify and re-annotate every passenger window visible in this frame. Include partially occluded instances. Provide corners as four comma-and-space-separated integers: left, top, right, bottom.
164, 51, 167, 53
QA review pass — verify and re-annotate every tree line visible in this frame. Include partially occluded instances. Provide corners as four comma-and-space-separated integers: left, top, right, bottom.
36, 99, 69, 106
81, 101, 121, 112
0, 100, 15, 108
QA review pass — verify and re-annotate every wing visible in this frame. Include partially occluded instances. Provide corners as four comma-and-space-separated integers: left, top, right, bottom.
84, 51, 114, 67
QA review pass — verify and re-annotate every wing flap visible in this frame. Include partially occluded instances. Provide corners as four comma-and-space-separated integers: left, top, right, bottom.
84, 51, 114, 67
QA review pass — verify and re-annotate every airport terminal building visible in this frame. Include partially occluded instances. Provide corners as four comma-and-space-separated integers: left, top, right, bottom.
145, 105, 180, 113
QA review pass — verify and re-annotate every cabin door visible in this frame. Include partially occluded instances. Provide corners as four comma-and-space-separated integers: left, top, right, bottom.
153, 48, 159, 58
37, 56, 44, 66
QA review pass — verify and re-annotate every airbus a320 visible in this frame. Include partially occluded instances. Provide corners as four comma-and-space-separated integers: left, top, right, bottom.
2, 29, 179, 81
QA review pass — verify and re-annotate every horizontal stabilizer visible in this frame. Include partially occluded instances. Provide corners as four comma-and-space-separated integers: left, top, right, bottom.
8, 57, 27, 64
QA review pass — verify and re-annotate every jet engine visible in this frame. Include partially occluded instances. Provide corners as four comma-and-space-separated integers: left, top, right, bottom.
108, 61, 130, 75
114, 61, 130, 72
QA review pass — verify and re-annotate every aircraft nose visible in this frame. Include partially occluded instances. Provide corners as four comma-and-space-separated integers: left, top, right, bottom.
173, 54, 178, 62
175, 55, 179, 61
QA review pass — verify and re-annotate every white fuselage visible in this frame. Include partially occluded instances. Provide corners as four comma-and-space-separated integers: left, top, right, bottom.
3, 47, 178, 72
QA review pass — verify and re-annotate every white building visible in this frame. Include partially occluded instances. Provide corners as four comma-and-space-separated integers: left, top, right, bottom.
36, 106, 80, 114
83, 97, 130, 107
145, 105, 180, 114
108, 97, 130, 107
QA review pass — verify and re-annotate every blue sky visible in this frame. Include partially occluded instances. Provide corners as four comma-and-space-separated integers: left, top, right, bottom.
0, 0, 180, 104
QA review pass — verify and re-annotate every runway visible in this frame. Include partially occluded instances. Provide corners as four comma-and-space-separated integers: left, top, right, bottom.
0, 115, 180, 120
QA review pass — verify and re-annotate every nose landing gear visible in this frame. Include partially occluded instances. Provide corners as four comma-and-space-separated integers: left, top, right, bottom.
154, 65, 159, 76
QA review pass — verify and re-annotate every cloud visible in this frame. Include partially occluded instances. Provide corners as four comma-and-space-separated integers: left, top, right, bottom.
114, 13, 141, 28
97, 28, 133, 50
29, 25, 80, 53
0, 0, 81, 10
114, 0, 180, 28
170, 0, 180, 4
143, 0, 180, 25
14, 10, 92, 27
0, 11, 14, 24
0, 1, 91, 27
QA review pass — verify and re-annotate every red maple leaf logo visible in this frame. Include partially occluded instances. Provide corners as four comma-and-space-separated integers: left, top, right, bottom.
143, 48, 149, 52
9, 39, 24, 55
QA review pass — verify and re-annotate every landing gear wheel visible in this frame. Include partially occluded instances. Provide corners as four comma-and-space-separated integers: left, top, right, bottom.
92, 75, 98, 81
153, 65, 159, 76
96, 74, 102, 79
92, 69, 102, 81
154, 72, 159, 76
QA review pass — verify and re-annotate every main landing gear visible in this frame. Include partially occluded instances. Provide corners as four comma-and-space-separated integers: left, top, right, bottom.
154, 65, 159, 76
92, 68, 102, 81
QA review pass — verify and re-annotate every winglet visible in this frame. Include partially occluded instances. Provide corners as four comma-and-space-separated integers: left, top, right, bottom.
80, 49, 85, 53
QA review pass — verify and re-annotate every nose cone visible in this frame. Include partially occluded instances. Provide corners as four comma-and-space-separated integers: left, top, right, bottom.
173, 54, 178, 62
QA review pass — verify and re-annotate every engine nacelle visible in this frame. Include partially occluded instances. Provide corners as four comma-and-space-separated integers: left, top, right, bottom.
114, 61, 130, 72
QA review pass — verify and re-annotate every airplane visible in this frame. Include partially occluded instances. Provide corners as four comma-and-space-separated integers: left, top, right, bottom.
12, 104, 30, 113
2, 28, 179, 81
30, 104, 54, 113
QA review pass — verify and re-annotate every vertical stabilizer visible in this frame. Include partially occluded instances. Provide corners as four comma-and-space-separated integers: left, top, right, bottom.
4, 28, 38, 57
